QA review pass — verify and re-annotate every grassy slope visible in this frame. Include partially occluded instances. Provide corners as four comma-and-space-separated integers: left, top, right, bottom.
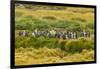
15, 5, 95, 65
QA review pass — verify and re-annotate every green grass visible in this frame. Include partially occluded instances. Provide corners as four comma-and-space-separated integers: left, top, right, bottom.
15, 36, 94, 52
15, 5, 94, 31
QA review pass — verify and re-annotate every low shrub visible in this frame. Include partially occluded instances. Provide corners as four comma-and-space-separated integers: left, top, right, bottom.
65, 40, 83, 53
65, 38, 94, 54
79, 37, 94, 50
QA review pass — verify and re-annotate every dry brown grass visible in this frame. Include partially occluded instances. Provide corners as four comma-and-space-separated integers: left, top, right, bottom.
15, 47, 94, 65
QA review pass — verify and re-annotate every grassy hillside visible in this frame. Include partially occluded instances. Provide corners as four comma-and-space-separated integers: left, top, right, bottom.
15, 4, 95, 65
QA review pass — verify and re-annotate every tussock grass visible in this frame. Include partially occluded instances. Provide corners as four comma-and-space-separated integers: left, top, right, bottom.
15, 36, 94, 52
15, 47, 94, 65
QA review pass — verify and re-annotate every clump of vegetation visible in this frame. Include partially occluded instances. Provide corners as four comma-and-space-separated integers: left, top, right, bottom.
79, 37, 94, 50
65, 40, 83, 53
65, 37, 94, 54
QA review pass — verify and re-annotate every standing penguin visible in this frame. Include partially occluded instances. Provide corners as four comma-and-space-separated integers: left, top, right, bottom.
86, 31, 91, 38
62, 33, 66, 40
22, 30, 26, 36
